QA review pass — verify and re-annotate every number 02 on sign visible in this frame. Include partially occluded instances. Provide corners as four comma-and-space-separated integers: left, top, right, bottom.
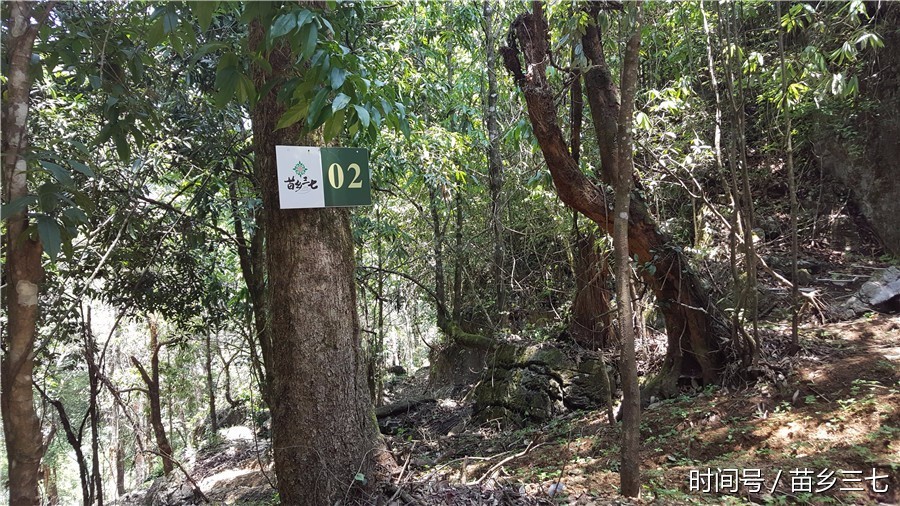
275, 145, 371, 209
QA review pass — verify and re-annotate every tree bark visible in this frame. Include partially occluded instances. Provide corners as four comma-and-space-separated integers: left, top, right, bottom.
451, 187, 464, 325
33, 383, 90, 506
777, 1, 800, 352
248, 16, 380, 504
568, 49, 614, 351
228, 168, 272, 403
429, 183, 450, 332
1, 3, 54, 504
131, 319, 174, 476
570, 224, 614, 349
84, 308, 103, 506
501, 3, 737, 397
482, 0, 506, 322
205, 331, 218, 435
613, 3, 644, 496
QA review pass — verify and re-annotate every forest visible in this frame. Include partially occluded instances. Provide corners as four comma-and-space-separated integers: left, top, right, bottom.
1, 1, 899, 505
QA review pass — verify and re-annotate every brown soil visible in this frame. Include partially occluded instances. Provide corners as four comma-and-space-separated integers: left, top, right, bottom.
383, 314, 900, 505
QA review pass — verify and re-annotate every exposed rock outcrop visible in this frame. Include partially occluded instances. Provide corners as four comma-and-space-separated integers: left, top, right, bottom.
841, 266, 900, 317
471, 343, 615, 428
813, 4, 900, 255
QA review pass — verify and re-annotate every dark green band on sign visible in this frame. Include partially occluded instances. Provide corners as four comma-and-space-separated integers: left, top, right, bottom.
321, 147, 371, 207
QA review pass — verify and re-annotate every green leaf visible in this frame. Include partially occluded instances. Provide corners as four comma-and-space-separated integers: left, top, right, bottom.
354, 104, 370, 128
296, 9, 313, 29
299, 21, 318, 61
36, 213, 61, 262
306, 87, 329, 127
0, 195, 37, 219
146, 18, 165, 47
40, 161, 74, 185
61, 234, 74, 262
270, 13, 296, 38
62, 206, 89, 225
162, 10, 179, 34
276, 103, 307, 130
113, 129, 131, 162
69, 160, 95, 178
237, 73, 257, 104
324, 108, 345, 142
37, 183, 60, 213
191, 1, 218, 31
215, 53, 240, 108
330, 67, 348, 90
332, 92, 351, 113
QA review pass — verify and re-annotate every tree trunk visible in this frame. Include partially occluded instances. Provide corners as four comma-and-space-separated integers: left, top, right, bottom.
777, 1, 800, 352
131, 319, 174, 476
34, 384, 90, 506
111, 388, 126, 497
85, 308, 103, 506
567, 51, 613, 351
429, 183, 450, 331
501, 3, 738, 398
482, 0, 506, 322
613, 3, 644, 496
570, 224, 614, 349
248, 18, 380, 505
205, 331, 217, 435
1, 3, 53, 505
228, 169, 272, 403
451, 187, 464, 325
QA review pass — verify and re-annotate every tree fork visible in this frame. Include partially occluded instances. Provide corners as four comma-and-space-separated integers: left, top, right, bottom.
501, 3, 738, 397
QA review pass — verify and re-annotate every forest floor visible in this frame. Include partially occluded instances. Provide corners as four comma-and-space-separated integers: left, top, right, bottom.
124, 271, 900, 506
381, 313, 899, 506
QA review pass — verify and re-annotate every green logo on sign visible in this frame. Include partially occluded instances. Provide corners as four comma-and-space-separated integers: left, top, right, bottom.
292, 160, 309, 178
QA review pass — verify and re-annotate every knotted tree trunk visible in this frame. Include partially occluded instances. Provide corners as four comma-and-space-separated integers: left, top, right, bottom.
501, 4, 746, 397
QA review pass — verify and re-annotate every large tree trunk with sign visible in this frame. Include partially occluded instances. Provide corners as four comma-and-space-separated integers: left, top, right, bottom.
1, 3, 53, 505
501, 3, 743, 398
248, 19, 381, 505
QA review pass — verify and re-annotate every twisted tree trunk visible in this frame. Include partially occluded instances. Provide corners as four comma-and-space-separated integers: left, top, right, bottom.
501, 3, 741, 397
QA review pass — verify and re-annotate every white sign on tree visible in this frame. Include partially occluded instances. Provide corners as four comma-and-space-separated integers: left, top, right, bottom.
276, 146, 326, 209
275, 145, 371, 209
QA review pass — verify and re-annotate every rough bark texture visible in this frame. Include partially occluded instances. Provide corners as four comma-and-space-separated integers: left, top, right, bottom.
248, 18, 380, 505
1, 3, 52, 504
570, 226, 614, 349
501, 4, 735, 397
205, 331, 217, 434
568, 62, 614, 351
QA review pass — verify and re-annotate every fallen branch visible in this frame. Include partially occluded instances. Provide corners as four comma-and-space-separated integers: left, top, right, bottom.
472, 440, 546, 485
388, 444, 415, 503
375, 397, 436, 418
383, 482, 421, 505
